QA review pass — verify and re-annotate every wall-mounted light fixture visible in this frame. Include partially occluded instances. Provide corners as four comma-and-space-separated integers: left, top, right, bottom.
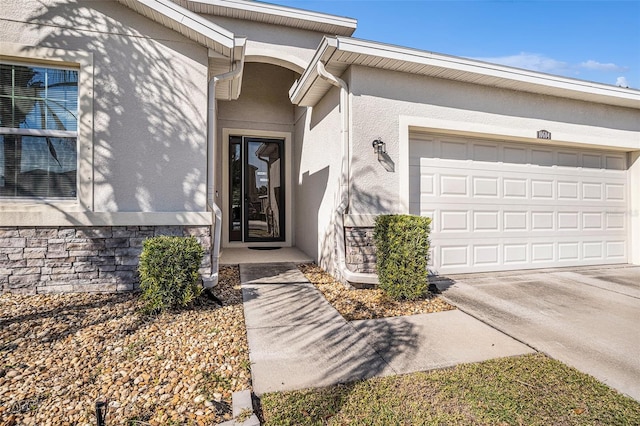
372, 138, 386, 156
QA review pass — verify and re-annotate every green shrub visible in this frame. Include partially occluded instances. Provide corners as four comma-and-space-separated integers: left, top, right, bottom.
373, 214, 431, 300
138, 236, 204, 313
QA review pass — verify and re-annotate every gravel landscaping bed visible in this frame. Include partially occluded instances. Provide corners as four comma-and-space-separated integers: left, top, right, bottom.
0, 265, 249, 426
298, 263, 455, 321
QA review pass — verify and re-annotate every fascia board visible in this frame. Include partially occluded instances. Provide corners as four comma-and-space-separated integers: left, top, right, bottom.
336, 37, 640, 108
123, 0, 235, 51
188, 0, 357, 33
289, 37, 337, 105
229, 36, 247, 100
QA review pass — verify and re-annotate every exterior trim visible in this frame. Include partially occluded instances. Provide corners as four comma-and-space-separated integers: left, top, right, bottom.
291, 36, 640, 109
0, 42, 94, 214
176, 0, 357, 36
0, 212, 212, 227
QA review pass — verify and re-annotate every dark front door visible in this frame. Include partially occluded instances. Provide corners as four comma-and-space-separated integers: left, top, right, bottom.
229, 136, 285, 243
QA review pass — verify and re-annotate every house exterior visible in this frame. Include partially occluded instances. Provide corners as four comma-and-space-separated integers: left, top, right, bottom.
1, 0, 639, 294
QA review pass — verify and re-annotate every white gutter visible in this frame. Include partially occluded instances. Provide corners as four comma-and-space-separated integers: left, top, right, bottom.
316, 61, 378, 286
203, 59, 245, 288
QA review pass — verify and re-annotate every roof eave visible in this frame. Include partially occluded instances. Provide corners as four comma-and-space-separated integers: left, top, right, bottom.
289, 36, 338, 106
116, 0, 236, 55
184, 0, 357, 36
293, 36, 640, 110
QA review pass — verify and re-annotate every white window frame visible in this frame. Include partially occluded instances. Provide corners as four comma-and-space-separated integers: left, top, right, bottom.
0, 42, 93, 211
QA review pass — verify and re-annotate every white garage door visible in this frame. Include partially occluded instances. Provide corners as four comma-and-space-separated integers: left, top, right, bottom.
409, 133, 629, 274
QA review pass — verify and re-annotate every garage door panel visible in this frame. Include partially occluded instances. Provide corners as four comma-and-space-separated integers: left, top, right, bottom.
474, 245, 500, 265
418, 180, 627, 206
531, 149, 554, 167
605, 155, 626, 170
441, 140, 468, 160
606, 241, 627, 258
606, 183, 625, 201
503, 146, 528, 164
531, 212, 554, 230
422, 206, 628, 233
557, 181, 579, 200
410, 134, 629, 273
440, 211, 469, 232
472, 177, 499, 197
473, 143, 499, 162
473, 211, 499, 231
606, 213, 625, 230
583, 212, 603, 230
440, 175, 468, 196
531, 243, 554, 262
582, 183, 603, 200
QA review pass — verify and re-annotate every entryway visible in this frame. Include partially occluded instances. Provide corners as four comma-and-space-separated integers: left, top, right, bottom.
229, 136, 285, 243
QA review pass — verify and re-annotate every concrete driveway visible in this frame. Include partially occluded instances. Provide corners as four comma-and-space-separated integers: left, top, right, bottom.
436, 265, 640, 402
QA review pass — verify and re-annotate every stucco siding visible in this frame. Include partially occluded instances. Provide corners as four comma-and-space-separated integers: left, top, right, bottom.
200, 15, 326, 72
294, 86, 343, 270
217, 63, 297, 132
348, 65, 640, 215
1, 0, 209, 215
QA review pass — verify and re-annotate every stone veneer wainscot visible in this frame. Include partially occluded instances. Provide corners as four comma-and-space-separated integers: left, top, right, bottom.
0, 226, 211, 294
344, 226, 377, 274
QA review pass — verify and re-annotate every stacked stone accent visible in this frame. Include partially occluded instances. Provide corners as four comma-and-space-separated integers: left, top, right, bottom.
0, 226, 211, 294
344, 226, 377, 273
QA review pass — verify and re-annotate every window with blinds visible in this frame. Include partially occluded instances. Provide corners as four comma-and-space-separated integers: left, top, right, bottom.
0, 62, 78, 198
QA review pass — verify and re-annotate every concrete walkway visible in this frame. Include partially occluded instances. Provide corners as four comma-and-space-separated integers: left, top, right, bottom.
241, 262, 534, 396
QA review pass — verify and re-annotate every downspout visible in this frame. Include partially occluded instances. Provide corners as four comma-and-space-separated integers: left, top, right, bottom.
203, 59, 244, 288
316, 62, 378, 286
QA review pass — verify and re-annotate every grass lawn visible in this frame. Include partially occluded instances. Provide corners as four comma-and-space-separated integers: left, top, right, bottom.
260, 353, 640, 425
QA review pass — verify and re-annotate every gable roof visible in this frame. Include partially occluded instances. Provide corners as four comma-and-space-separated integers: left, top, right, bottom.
291, 36, 640, 110
115, 0, 246, 98
116, 0, 237, 55
172, 0, 357, 36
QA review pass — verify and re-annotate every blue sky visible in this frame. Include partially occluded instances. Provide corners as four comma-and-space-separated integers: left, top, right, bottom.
268, 0, 640, 89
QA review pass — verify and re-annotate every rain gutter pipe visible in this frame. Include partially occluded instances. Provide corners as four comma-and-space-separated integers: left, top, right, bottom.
204, 59, 244, 288
316, 61, 378, 286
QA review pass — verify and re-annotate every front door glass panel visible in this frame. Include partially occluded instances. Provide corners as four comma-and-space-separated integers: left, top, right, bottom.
229, 136, 242, 241
228, 136, 285, 243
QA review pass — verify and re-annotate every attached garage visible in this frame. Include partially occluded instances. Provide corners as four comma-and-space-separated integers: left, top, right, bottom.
409, 133, 629, 274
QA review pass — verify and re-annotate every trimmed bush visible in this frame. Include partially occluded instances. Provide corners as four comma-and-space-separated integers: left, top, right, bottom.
373, 214, 431, 300
138, 236, 204, 313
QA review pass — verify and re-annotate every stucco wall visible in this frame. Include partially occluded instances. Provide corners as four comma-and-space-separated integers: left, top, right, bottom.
293, 86, 343, 270
1, 0, 209, 215
348, 65, 640, 215
217, 63, 297, 134
200, 15, 326, 72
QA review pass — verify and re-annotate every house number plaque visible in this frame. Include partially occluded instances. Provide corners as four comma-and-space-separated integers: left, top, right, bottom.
537, 129, 551, 140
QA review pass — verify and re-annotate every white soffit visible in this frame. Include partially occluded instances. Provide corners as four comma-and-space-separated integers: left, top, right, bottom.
116, 0, 236, 56
175, 0, 357, 36
291, 36, 640, 110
